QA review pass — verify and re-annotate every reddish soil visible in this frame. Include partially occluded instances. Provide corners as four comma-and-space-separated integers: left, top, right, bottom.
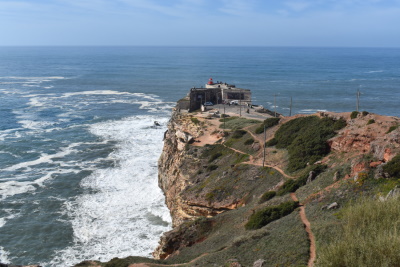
291, 193, 316, 267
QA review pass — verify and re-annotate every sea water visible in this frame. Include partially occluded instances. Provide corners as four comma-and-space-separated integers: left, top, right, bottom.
0, 46, 399, 266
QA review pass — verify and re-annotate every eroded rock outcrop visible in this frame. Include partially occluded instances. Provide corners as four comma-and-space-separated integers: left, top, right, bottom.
328, 113, 400, 177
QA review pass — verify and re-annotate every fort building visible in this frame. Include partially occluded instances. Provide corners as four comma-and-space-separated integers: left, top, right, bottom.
178, 78, 252, 112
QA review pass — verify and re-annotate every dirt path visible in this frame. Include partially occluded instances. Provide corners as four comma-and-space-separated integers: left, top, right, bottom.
222, 143, 295, 179
290, 193, 316, 267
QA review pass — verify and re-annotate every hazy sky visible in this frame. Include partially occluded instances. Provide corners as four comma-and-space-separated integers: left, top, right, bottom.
1, 0, 399, 47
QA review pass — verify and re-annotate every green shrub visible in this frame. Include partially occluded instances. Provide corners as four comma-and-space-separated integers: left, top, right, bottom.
383, 154, 400, 178
350, 111, 359, 119
75, 261, 102, 267
245, 201, 299, 230
318, 197, 400, 267
255, 117, 280, 134
232, 129, 247, 139
244, 138, 254, 145
367, 119, 375, 125
207, 165, 218, 171
362, 111, 369, 116
265, 138, 278, 147
277, 165, 327, 196
273, 116, 346, 172
259, 191, 276, 203
191, 117, 200, 124
387, 125, 399, 134
105, 258, 130, 267
209, 152, 223, 163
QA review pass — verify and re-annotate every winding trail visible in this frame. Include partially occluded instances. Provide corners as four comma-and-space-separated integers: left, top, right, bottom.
290, 193, 316, 267
224, 128, 316, 266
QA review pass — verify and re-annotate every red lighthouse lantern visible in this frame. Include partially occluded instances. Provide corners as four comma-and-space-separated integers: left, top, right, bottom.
207, 78, 214, 85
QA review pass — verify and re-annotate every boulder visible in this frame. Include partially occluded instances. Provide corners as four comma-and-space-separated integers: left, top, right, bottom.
251, 142, 261, 151
253, 259, 265, 267
386, 186, 400, 200
333, 171, 340, 182
327, 202, 339, 210
306, 171, 317, 184
175, 130, 193, 143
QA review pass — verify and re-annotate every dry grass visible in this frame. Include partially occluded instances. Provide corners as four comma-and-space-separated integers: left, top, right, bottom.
317, 197, 400, 267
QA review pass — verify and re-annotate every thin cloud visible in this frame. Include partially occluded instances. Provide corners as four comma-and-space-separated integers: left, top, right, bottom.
218, 0, 256, 16
284, 1, 312, 12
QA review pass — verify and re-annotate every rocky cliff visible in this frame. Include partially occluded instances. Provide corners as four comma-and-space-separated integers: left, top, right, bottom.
77, 108, 400, 267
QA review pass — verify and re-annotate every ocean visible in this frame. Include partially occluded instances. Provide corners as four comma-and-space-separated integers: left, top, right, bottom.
0, 46, 399, 266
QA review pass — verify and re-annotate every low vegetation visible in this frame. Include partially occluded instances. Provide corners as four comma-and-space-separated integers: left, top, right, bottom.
387, 124, 399, 134
367, 119, 375, 125
277, 165, 327, 196
259, 191, 276, 203
255, 117, 280, 134
244, 138, 254, 145
317, 197, 400, 267
219, 117, 260, 130
273, 116, 346, 172
245, 201, 299, 230
265, 138, 278, 147
350, 111, 359, 119
383, 154, 400, 178
190, 117, 200, 124
208, 152, 223, 163
232, 129, 247, 139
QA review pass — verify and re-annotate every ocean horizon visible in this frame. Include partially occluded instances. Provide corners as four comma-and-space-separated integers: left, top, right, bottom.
0, 46, 399, 266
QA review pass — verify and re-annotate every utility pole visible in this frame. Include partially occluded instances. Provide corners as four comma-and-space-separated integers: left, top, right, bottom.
239, 90, 242, 117
289, 97, 292, 117
356, 87, 361, 112
223, 104, 226, 130
263, 124, 266, 168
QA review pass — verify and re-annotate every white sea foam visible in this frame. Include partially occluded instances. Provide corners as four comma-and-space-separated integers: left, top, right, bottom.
0, 246, 10, 264
366, 70, 384, 73
0, 168, 81, 200
62, 90, 134, 97
0, 180, 36, 200
0, 142, 87, 200
18, 120, 55, 130
300, 109, 328, 114
0, 210, 18, 228
4, 143, 80, 172
5, 76, 65, 80
49, 115, 172, 266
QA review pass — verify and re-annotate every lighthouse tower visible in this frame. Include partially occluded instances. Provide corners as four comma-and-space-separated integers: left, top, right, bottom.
207, 77, 214, 85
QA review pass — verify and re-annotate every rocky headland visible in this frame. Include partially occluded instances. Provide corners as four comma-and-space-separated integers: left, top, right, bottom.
75, 107, 400, 267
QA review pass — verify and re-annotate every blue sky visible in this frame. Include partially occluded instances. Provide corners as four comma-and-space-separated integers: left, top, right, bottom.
0, 0, 399, 47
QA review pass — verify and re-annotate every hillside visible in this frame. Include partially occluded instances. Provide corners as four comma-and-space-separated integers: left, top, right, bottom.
77, 108, 400, 267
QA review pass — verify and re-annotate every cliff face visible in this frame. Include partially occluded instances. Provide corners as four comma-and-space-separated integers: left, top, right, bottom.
157, 111, 244, 229
157, 110, 200, 228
